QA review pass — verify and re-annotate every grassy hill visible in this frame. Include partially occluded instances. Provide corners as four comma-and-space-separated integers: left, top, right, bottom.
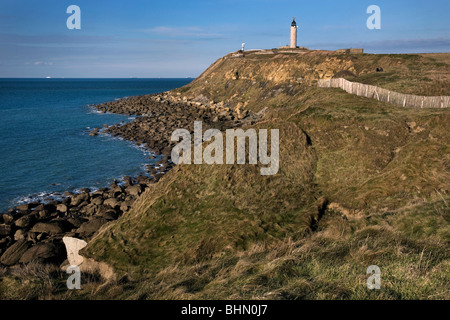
2, 50, 449, 300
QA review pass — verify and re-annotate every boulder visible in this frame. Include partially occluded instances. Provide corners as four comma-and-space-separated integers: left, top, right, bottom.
56, 204, 68, 213
90, 197, 103, 206
44, 203, 57, 213
19, 242, 65, 264
15, 209, 29, 215
81, 204, 97, 216
14, 229, 27, 241
34, 204, 45, 211
97, 210, 118, 221
0, 224, 11, 237
51, 218, 76, 231
120, 201, 133, 212
76, 217, 108, 238
126, 185, 142, 197
62, 237, 87, 266
15, 204, 31, 211
0, 239, 31, 266
66, 217, 84, 229
122, 176, 132, 186
103, 198, 120, 209
37, 210, 49, 220
62, 197, 71, 206
30, 222, 64, 235
0, 237, 11, 248
71, 193, 90, 207
14, 214, 36, 229
109, 186, 124, 198
1, 213, 14, 224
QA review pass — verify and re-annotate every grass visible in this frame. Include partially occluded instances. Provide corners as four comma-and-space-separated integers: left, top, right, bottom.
82, 83, 448, 299
1, 51, 448, 300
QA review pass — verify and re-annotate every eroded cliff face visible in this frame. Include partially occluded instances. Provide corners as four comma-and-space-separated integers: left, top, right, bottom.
187, 50, 358, 98
175, 50, 450, 111
172, 50, 359, 113
221, 54, 357, 83
208, 50, 358, 82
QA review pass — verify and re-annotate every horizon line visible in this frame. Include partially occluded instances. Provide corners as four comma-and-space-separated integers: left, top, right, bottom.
0, 77, 196, 79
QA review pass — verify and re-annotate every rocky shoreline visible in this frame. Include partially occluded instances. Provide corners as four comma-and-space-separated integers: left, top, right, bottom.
0, 90, 256, 269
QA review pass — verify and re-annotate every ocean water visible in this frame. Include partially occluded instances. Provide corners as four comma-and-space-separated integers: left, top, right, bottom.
0, 78, 192, 212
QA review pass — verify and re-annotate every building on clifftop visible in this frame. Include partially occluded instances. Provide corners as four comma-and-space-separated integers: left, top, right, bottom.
280, 18, 308, 50
290, 18, 298, 48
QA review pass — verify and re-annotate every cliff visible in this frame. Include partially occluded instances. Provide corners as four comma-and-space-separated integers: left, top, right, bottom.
178, 50, 450, 108
83, 50, 449, 299
4, 51, 449, 300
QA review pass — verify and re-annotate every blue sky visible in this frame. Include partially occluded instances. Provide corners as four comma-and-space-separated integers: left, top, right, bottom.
0, 0, 449, 78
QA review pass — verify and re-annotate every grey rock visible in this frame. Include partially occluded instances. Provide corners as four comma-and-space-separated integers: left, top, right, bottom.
66, 217, 84, 229
120, 200, 133, 212
97, 210, 118, 221
30, 222, 64, 235
34, 204, 45, 211
14, 229, 27, 241
57, 204, 68, 213
71, 193, 90, 207
0, 224, 11, 237
76, 217, 109, 238
126, 185, 142, 197
0, 239, 31, 266
15, 204, 31, 211
103, 198, 120, 209
90, 197, 103, 206
82, 204, 97, 216
37, 210, 49, 220
19, 242, 64, 264
14, 214, 36, 229
1, 213, 14, 224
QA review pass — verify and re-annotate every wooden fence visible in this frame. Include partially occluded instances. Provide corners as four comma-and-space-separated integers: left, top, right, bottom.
317, 78, 450, 109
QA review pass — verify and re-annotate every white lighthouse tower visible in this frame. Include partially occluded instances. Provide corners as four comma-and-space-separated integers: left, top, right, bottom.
290, 17, 298, 48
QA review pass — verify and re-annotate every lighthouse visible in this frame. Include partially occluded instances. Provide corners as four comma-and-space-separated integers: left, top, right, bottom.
290, 18, 298, 48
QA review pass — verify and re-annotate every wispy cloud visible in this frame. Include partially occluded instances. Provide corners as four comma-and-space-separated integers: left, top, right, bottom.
321, 25, 354, 31
139, 26, 225, 39
25, 61, 54, 66
310, 38, 450, 53
366, 38, 450, 50
0, 33, 116, 46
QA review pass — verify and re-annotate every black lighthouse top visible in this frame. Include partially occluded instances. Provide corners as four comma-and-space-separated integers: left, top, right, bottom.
291, 18, 297, 27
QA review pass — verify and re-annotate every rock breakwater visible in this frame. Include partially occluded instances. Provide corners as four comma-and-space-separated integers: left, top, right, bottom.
0, 90, 257, 269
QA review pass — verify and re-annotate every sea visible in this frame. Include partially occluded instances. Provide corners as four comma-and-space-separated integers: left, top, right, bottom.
0, 78, 192, 212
